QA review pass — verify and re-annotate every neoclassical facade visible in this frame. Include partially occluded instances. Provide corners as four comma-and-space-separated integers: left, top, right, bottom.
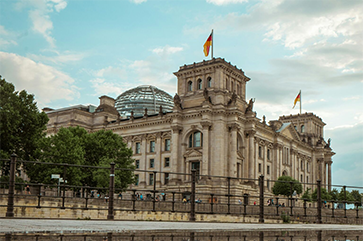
45, 58, 334, 192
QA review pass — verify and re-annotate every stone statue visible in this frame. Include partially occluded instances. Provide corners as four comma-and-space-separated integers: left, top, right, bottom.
144, 108, 148, 117
173, 93, 182, 110
159, 105, 163, 115
228, 92, 237, 105
262, 115, 266, 124
245, 98, 255, 114
203, 88, 208, 101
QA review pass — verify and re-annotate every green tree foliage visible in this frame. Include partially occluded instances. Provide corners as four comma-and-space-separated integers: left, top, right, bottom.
329, 188, 339, 201
272, 176, 302, 197
312, 187, 332, 201
350, 190, 362, 207
26, 127, 135, 190
337, 188, 354, 202
0, 77, 48, 173
301, 188, 312, 202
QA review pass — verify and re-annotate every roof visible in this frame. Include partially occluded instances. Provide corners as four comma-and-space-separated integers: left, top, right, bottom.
276, 123, 291, 133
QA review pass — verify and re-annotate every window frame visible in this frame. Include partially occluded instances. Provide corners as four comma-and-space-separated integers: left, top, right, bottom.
135, 160, 140, 169
164, 139, 171, 151
149, 140, 155, 153
188, 81, 193, 92
135, 142, 141, 154
149, 158, 154, 168
164, 157, 170, 167
188, 131, 203, 148
149, 173, 154, 185
197, 78, 202, 90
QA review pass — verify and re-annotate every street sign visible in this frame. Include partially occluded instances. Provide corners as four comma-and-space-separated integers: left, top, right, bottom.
51, 174, 60, 179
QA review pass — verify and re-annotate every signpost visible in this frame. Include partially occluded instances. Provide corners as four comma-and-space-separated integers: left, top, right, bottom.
51, 174, 66, 197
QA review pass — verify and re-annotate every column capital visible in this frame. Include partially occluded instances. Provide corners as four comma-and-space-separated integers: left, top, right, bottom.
245, 130, 256, 137
228, 123, 240, 131
156, 132, 162, 138
200, 121, 212, 129
171, 125, 183, 134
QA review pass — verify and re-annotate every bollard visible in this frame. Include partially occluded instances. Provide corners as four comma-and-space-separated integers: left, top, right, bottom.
259, 175, 264, 223
6, 153, 17, 218
107, 162, 115, 220
61, 165, 67, 209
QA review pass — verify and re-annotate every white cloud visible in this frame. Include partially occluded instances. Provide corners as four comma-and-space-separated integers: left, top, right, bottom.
206, 0, 248, 5
152, 45, 183, 55
0, 52, 78, 107
0, 25, 18, 48
90, 78, 126, 97
17, 0, 68, 47
27, 51, 85, 65
343, 95, 361, 101
129, 0, 147, 4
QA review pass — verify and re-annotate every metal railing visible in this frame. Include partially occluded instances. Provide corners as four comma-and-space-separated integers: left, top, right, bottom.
1, 155, 362, 224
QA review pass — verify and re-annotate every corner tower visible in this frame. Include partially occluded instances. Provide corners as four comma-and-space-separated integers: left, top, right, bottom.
173, 58, 250, 109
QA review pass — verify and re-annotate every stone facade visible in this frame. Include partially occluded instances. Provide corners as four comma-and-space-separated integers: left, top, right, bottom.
44, 58, 335, 193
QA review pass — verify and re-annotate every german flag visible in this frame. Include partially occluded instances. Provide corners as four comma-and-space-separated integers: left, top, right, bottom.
293, 91, 301, 109
203, 32, 212, 57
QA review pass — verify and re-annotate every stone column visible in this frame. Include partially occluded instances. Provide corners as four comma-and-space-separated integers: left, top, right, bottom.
171, 125, 183, 183
228, 124, 239, 177
328, 160, 332, 192
201, 121, 212, 177
140, 134, 147, 187
156, 132, 162, 187
246, 130, 256, 180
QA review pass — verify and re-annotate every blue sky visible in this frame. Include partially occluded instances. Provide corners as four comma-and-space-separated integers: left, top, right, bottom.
0, 0, 362, 188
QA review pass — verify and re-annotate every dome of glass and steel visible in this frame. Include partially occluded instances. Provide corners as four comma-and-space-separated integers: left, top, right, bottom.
115, 85, 174, 117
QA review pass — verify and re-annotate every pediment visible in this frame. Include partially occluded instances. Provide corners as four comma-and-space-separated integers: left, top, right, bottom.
279, 124, 300, 141
184, 149, 203, 158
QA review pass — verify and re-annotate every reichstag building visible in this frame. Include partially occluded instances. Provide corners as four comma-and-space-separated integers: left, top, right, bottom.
44, 58, 335, 193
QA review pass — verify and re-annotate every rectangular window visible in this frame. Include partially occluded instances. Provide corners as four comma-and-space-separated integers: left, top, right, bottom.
150, 159, 154, 168
258, 146, 262, 158
135, 142, 141, 154
301, 160, 304, 170
150, 141, 155, 152
164, 173, 169, 185
149, 173, 154, 185
267, 149, 270, 160
165, 139, 171, 151
267, 165, 270, 175
135, 174, 139, 186
307, 163, 309, 172
307, 176, 309, 183
258, 163, 261, 173
135, 160, 139, 169
164, 157, 170, 167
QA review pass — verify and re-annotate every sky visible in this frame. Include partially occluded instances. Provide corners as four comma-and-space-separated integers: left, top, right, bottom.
0, 0, 362, 189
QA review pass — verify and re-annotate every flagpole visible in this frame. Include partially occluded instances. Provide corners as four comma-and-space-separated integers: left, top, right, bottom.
300, 90, 302, 114
211, 29, 214, 60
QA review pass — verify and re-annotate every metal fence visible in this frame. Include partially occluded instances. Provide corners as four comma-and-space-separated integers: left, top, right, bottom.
1, 154, 362, 224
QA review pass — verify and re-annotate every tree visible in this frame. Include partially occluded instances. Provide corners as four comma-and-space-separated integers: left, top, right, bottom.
329, 188, 339, 201
301, 188, 312, 202
272, 176, 302, 197
351, 190, 362, 207
26, 127, 135, 190
0, 77, 48, 174
312, 187, 331, 201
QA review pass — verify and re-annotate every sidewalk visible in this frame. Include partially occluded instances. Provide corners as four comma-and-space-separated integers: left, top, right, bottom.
0, 219, 362, 234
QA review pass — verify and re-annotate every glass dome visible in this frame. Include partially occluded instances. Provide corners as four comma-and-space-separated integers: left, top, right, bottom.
115, 85, 174, 117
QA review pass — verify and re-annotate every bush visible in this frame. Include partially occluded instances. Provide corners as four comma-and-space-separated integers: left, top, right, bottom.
281, 211, 290, 223
0, 175, 26, 191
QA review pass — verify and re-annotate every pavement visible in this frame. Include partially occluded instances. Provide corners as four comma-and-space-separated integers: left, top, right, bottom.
0, 219, 362, 234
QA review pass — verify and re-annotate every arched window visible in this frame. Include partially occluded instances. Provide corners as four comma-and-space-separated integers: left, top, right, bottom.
301, 125, 305, 133
197, 79, 202, 90
188, 81, 193, 91
282, 170, 287, 176
189, 131, 203, 148
207, 77, 212, 88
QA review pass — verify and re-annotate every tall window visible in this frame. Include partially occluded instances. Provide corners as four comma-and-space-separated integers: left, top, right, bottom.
207, 77, 212, 88
258, 146, 262, 158
150, 141, 155, 152
307, 176, 309, 183
301, 160, 304, 170
149, 173, 154, 185
188, 81, 193, 91
258, 163, 261, 173
135, 174, 139, 186
164, 139, 171, 151
307, 162, 309, 172
164, 173, 169, 185
164, 157, 170, 167
189, 131, 202, 148
135, 142, 141, 154
267, 165, 270, 175
150, 159, 154, 168
135, 160, 139, 169
191, 161, 200, 179
301, 125, 305, 133
301, 174, 303, 182
197, 79, 202, 90
231, 81, 234, 92
267, 149, 270, 160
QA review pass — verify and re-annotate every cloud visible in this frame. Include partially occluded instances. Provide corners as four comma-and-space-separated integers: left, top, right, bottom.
90, 78, 126, 97
0, 25, 18, 48
206, 0, 248, 5
129, 0, 147, 4
152, 45, 183, 55
16, 0, 68, 47
0, 52, 78, 107
27, 50, 85, 65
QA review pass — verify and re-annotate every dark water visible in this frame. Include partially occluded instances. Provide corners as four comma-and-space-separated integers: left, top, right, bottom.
1, 230, 362, 241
